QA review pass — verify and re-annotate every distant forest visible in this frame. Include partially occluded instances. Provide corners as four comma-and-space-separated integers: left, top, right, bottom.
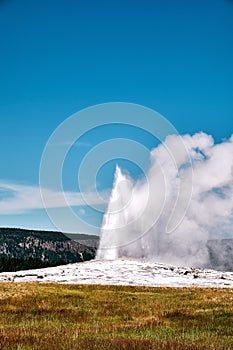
0, 227, 98, 272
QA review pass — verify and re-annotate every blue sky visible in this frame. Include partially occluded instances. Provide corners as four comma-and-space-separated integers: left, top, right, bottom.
0, 0, 233, 233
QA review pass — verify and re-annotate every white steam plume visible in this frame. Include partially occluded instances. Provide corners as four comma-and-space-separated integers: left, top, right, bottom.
97, 132, 233, 268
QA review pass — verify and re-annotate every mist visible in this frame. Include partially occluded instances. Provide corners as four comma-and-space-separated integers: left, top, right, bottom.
97, 132, 233, 268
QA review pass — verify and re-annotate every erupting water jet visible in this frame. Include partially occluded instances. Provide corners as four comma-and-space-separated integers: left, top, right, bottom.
97, 132, 233, 269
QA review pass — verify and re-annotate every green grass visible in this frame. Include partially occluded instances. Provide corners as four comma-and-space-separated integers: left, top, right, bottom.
0, 283, 232, 349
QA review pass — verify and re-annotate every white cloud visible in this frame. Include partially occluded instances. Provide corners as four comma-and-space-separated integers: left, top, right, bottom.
0, 181, 107, 215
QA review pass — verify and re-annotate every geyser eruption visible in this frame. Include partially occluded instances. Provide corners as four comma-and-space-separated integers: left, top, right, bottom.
97, 132, 233, 268
96, 165, 133, 260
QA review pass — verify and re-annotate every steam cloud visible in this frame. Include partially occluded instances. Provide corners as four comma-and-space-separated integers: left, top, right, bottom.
97, 132, 233, 268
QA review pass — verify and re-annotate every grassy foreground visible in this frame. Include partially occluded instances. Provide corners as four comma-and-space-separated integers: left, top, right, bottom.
0, 283, 232, 349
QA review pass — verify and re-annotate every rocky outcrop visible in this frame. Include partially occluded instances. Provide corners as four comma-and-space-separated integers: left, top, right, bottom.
0, 228, 97, 272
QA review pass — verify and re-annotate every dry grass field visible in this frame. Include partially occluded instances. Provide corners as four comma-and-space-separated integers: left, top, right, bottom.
0, 283, 232, 349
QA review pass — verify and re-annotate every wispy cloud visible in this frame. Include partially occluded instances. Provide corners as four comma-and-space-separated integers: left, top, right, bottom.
0, 181, 108, 215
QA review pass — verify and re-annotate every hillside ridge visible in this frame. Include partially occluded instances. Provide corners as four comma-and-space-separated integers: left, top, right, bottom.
0, 227, 98, 272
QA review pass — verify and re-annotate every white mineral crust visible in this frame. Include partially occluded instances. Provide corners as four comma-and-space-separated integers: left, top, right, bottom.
0, 259, 233, 287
